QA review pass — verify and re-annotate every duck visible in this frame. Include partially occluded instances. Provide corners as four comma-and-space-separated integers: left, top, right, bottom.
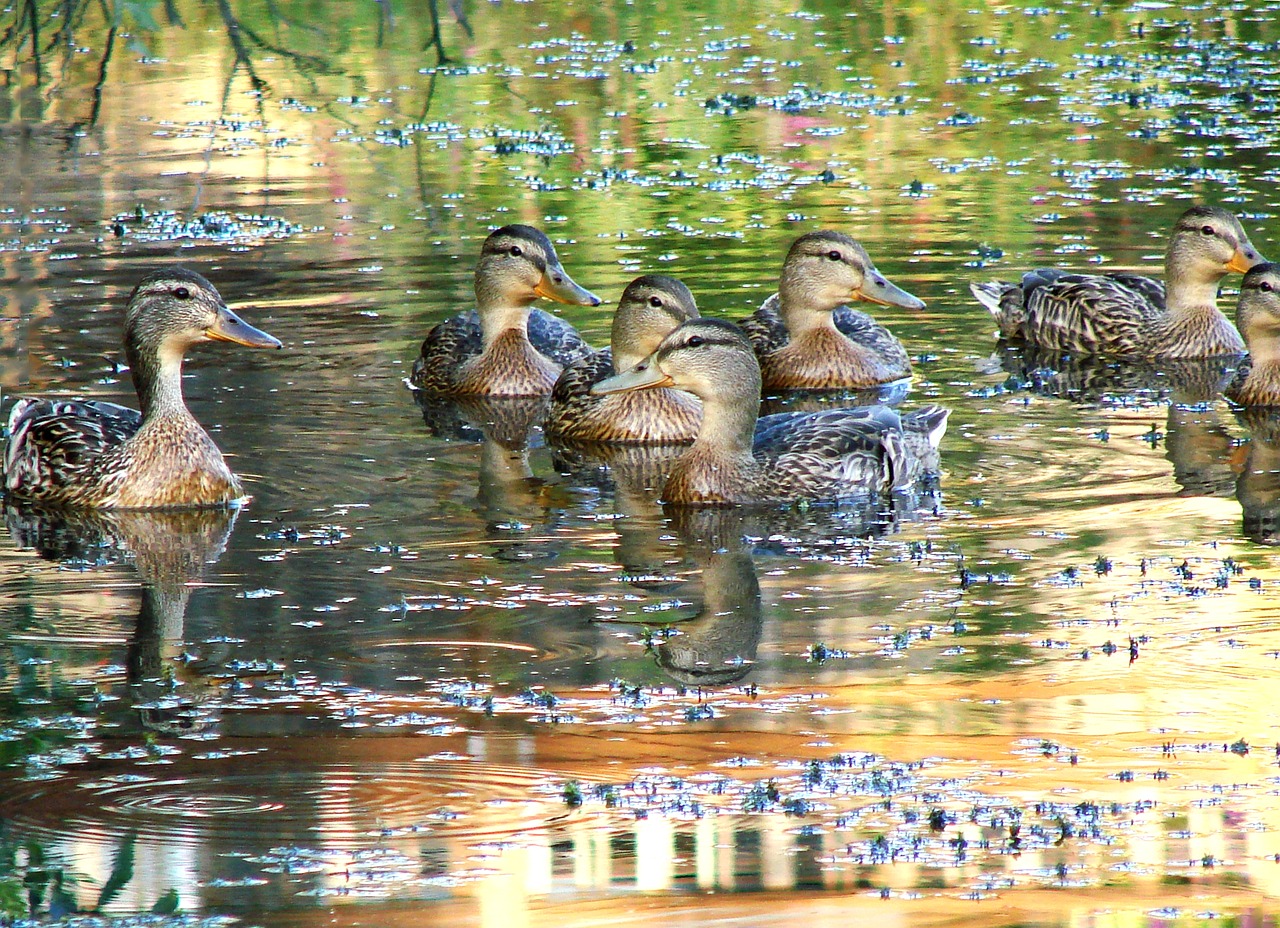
739, 230, 924, 391
1225, 263, 1280, 406
970, 205, 1266, 358
546, 274, 702, 444
409, 224, 601, 395
591, 318, 948, 506
3, 267, 282, 509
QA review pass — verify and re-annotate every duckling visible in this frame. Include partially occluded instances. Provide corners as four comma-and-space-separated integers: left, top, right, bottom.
546, 274, 702, 444
3, 268, 282, 509
592, 318, 948, 506
739, 230, 924, 391
410, 224, 601, 395
971, 205, 1265, 358
1225, 263, 1280, 406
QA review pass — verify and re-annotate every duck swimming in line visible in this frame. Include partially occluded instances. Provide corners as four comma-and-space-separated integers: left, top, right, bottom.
739, 230, 925, 391
4, 268, 282, 509
410, 224, 601, 396
546, 274, 702, 444
970, 205, 1265, 358
592, 318, 948, 507
1225, 263, 1280, 407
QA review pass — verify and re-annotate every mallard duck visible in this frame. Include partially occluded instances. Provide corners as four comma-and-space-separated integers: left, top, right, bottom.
546, 274, 703, 443
739, 230, 924, 391
1225, 263, 1280, 406
409, 224, 601, 395
592, 318, 948, 506
3, 268, 281, 509
971, 205, 1265, 358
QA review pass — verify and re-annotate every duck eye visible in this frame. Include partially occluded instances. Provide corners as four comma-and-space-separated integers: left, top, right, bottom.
1263, 281, 1274, 292
826, 250, 842, 261
1201, 225, 1216, 236
509, 245, 523, 257
174, 286, 191, 299
648, 296, 663, 308
686, 335, 705, 348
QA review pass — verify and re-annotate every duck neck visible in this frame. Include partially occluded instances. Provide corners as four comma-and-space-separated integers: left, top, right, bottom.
1247, 330, 1280, 376
480, 303, 535, 349
128, 339, 192, 422
690, 391, 758, 462
1164, 255, 1225, 318
776, 291, 838, 338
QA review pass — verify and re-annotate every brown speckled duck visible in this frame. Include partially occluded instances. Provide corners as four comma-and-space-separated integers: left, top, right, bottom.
971, 205, 1265, 358
3, 268, 282, 509
409, 224, 601, 395
592, 318, 948, 507
546, 274, 702, 444
739, 230, 924, 391
1225, 263, 1280, 406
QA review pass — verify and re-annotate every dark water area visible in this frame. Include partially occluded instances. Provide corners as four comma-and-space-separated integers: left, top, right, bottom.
4, 1, 1280, 926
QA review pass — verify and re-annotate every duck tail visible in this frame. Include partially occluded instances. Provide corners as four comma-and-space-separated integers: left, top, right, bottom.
969, 280, 1008, 316
903, 404, 950, 450
969, 280, 1025, 338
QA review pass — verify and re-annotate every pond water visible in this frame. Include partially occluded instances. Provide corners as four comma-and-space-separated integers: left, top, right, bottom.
4, 0, 1280, 925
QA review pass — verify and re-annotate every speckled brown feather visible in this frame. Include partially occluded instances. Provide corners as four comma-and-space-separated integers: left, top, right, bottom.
741, 294, 912, 390
1225, 356, 1280, 406
451, 327, 566, 396
746, 404, 947, 502
409, 309, 483, 392
5, 399, 243, 508
409, 307, 592, 394
108, 414, 243, 508
657, 409, 935, 508
545, 347, 702, 443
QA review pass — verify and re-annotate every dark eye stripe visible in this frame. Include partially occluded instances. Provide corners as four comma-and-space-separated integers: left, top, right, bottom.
663, 333, 743, 353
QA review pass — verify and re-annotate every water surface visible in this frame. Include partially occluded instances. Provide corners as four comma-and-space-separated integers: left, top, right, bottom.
3, 1, 1280, 926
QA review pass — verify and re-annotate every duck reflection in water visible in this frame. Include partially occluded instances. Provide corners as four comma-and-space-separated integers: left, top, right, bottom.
1228, 408, 1280, 544
5, 505, 238, 735
414, 392, 574, 562
555, 426, 943, 613
578, 465, 948, 688
989, 345, 1241, 498
615, 506, 764, 688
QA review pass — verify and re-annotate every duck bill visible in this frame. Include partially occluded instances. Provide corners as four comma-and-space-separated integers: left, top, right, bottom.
854, 269, 926, 310
534, 263, 602, 306
591, 357, 673, 395
206, 305, 283, 348
1228, 242, 1267, 274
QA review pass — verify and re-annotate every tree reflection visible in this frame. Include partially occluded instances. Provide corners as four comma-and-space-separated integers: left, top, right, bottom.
0, 0, 464, 126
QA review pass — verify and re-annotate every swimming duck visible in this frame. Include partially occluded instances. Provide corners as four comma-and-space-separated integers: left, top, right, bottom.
1225, 263, 1280, 406
592, 318, 948, 506
409, 224, 601, 395
739, 230, 924, 391
546, 274, 702, 444
3, 268, 282, 509
970, 205, 1265, 358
